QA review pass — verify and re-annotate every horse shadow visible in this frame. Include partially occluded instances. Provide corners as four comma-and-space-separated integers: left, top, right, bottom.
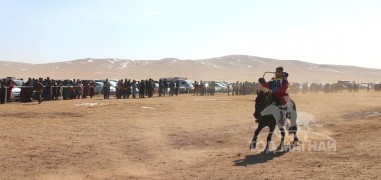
233, 151, 288, 166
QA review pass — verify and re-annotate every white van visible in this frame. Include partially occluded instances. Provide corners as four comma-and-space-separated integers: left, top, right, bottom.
160, 77, 194, 93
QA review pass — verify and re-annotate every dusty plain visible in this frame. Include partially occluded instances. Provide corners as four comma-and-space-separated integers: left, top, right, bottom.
0, 91, 380, 179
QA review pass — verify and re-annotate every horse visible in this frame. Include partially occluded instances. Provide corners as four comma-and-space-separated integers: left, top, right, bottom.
250, 89, 299, 153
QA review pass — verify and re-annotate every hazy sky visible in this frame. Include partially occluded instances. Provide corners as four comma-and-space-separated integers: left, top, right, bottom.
1, 0, 380, 68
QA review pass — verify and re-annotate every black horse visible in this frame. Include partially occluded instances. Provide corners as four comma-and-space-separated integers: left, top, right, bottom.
250, 90, 298, 153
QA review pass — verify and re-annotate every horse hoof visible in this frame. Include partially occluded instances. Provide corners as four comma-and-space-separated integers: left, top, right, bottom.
285, 147, 290, 152
249, 142, 256, 149
264, 149, 270, 154
294, 141, 298, 147
277, 142, 285, 151
277, 146, 286, 152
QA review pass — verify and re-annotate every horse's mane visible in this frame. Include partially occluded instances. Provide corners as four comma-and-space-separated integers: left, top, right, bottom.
254, 90, 277, 125
256, 90, 279, 106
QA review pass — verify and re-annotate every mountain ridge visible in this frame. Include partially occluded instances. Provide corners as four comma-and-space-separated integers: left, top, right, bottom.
1, 55, 380, 83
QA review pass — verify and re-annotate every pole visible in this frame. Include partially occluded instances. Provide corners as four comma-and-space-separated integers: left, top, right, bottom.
4, 86, 7, 104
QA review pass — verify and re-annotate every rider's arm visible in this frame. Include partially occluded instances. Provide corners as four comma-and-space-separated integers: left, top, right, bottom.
258, 78, 269, 88
262, 82, 269, 88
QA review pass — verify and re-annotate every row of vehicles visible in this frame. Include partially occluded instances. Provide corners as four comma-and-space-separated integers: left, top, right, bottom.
159, 77, 231, 93
87, 78, 196, 94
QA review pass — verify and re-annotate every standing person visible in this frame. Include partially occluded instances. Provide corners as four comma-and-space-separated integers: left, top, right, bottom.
34, 78, 44, 104
122, 79, 127, 99
83, 80, 89, 98
175, 80, 180, 96
0, 79, 11, 103
51, 79, 57, 100
159, 79, 163, 97
163, 79, 168, 96
145, 79, 149, 97
56, 80, 62, 100
200, 80, 205, 96
210, 81, 215, 96
193, 81, 198, 96
42, 77, 51, 101
24, 78, 34, 102
147, 79, 154, 98
132, 80, 137, 98
69, 79, 76, 99
125, 79, 131, 99
116, 79, 123, 99
89, 81, 95, 98
231, 83, 235, 96
5, 79, 14, 103
76, 79, 83, 99
62, 79, 68, 100
20, 80, 27, 103
103, 79, 111, 99
227, 83, 231, 96
0, 79, 7, 104
139, 80, 145, 98
169, 81, 175, 97
235, 81, 240, 95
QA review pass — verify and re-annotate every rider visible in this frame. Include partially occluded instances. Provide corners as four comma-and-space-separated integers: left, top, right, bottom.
258, 66, 289, 125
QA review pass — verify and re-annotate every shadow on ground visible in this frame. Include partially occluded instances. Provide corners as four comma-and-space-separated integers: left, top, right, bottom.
234, 150, 288, 166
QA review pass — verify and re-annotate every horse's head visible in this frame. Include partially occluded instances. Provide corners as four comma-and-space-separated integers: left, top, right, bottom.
254, 89, 270, 119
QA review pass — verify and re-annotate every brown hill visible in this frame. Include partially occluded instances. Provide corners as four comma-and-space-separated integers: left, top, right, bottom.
1, 55, 380, 83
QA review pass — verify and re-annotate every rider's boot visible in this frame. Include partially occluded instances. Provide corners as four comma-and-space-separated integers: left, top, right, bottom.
278, 105, 287, 126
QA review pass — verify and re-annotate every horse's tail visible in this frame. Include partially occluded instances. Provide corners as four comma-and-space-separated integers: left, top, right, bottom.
290, 99, 296, 111
288, 98, 298, 128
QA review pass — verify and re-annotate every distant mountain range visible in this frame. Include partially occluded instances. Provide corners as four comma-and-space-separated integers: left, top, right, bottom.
1, 55, 380, 83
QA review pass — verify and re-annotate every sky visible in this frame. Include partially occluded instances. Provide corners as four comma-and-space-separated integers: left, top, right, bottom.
0, 0, 381, 69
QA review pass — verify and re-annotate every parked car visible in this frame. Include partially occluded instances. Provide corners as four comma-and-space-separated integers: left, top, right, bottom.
10, 79, 23, 101
215, 82, 228, 92
153, 82, 159, 94
108, 80, 118, 88
218, 81, 230, 87
80, 80, 104, 95
160, 78, 194, 93
93, 82, 104, 95
94, 81, 116, 95
10, 87, 21, 101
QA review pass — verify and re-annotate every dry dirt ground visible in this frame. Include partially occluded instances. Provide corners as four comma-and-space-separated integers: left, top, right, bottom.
0, 92, 380, 179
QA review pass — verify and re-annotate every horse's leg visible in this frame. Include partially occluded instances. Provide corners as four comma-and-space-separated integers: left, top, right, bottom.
277, 128, 286, 151
287, 100, 299, 147
293, 133, 299, 147
264, 125, 275, 154
250, 123, 265, 149
292, 126, 299, 147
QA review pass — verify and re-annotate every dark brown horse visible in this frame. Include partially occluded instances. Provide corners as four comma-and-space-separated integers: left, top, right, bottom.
250, 90, 298, 153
